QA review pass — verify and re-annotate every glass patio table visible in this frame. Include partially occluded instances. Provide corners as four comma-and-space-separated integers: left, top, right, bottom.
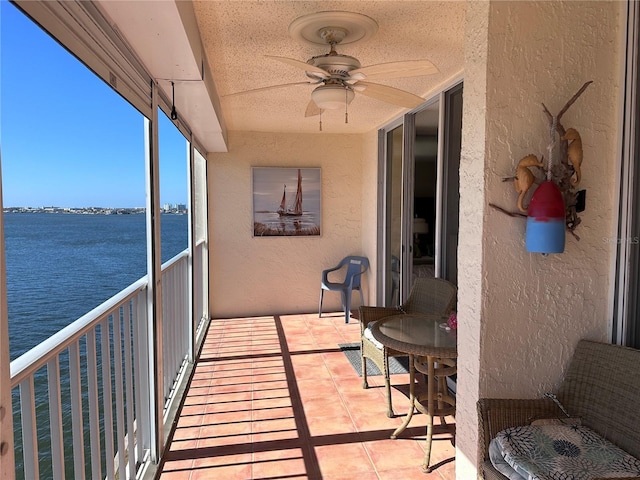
371, 313, 457, 473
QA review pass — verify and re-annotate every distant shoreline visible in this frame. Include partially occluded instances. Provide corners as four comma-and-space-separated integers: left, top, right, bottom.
4, 207, 186, 215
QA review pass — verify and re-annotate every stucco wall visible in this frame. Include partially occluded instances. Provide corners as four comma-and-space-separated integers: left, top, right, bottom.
481, 0, 622, 394
207, 131, 365, 318
457, 1, 623, 477
361, 129, 379, 298
456, 1, 490, 476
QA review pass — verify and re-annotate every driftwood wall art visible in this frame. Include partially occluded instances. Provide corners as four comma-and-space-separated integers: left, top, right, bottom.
490, 80, 592, 242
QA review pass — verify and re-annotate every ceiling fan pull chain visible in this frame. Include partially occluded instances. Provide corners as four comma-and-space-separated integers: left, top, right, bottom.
319, 110, 323, 132
345, 88, 349, 124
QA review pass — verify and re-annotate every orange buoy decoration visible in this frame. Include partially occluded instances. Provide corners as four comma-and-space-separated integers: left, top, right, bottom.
526, 181, 565, 254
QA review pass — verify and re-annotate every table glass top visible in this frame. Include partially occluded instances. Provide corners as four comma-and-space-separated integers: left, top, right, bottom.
376, 314, 457, 351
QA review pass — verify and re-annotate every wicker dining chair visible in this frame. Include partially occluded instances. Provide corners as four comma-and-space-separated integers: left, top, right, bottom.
359, 277, 457, 417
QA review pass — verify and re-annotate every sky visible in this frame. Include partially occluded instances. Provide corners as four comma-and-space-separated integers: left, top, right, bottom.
253, 167, 321, 214
1, 1, 188, 208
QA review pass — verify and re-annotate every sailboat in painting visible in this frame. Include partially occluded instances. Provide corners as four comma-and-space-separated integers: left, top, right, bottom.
253, 166, 320, 237
278, 168, 303, 216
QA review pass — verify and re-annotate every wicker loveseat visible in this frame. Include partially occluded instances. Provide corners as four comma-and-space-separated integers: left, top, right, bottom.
478, 340, 640, 480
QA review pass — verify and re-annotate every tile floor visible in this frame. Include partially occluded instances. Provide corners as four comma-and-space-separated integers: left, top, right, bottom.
157, 312, 456, 479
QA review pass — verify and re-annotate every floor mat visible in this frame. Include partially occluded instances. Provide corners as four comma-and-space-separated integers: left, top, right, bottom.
338, 343, 410, 376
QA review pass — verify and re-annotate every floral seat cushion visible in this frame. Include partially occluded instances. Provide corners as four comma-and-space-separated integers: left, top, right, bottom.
491, 423, 640, 480
363, 322, 383, 349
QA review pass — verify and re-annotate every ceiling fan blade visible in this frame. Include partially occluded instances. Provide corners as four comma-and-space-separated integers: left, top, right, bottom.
266, 55, 330, 78
354, 81, 424, 109
223, 81, 314, 97
350, 60, 438, 81
304, 100, 322, 117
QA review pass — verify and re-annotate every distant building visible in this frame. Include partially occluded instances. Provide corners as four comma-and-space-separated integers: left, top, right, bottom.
161, 203, 187, 213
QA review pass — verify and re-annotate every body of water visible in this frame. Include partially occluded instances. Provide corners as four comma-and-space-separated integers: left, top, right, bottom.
253, 210, 320, 236
5, 212, 188, 360
5, 212, 188, 478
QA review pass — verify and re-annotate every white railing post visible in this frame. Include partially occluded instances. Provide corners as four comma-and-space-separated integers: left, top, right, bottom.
46, 357, 64, 479
100, 318, 115, 479
19, 378, 37, 479
123, 300, 137, 479
112, 310, 126, 479
68, 342, 86, 480
85, 330, 102, 480
134, 289, 150, 463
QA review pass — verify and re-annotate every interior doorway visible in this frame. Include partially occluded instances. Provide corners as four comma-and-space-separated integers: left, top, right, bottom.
413, 103, 439, 281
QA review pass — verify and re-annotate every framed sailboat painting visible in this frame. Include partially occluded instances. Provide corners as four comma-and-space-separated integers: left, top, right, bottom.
252, 167, 321, 237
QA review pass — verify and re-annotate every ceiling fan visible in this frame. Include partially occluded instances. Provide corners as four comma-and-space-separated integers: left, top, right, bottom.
225, 11, 439, 120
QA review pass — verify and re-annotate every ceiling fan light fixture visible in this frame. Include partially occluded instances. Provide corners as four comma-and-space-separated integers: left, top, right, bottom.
311, 84, 354, 110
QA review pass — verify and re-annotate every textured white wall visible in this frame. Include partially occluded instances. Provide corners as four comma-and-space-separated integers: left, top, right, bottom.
456, 1, 490, 476
361, 129, 379, 298
457, 1, 623, 477
207, 131, 365, 318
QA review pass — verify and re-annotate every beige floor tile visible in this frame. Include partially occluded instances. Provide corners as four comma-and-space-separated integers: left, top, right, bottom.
157, 314, 455, 480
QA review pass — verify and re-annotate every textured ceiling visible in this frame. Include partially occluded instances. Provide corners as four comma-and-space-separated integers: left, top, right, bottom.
193, 1, 466, 134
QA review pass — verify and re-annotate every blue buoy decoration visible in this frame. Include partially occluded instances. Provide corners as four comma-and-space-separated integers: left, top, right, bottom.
526, 181, 565, 254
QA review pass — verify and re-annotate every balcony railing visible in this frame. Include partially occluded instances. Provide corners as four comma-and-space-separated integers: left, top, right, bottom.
9, 247, 207, 479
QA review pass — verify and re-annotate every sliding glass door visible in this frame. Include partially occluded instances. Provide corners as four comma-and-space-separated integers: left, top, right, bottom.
378, 83, 462, 306
613, 1, 640, 348
382, 123, 405, 306
438, 83, 463, 282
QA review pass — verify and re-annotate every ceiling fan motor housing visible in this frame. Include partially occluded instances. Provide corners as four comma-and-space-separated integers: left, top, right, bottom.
307, 53, 361, 78
307, 48, 359, 110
